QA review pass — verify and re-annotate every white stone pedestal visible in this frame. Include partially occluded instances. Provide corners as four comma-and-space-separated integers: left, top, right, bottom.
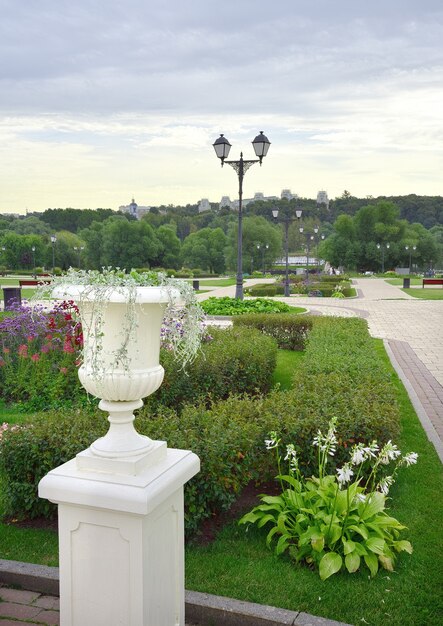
39, 446, 199, 626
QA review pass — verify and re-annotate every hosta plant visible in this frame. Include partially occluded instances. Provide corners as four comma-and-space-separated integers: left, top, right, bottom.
239, 418, 417, 580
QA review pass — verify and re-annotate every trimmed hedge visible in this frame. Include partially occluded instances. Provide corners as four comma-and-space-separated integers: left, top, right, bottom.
200, 297, 293, 315
147, 326, 278, 412
233, 314, 313, 350
0, 317, 400, 535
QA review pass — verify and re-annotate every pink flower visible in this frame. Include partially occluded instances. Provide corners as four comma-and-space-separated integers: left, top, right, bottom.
63, 341, 74, 354
3, 347, 10, 354
41, 344, 50, 353
59, 367, 68, 375
31, 353, 40, 362
18, 344, 28, 358
0, 358, 5, 367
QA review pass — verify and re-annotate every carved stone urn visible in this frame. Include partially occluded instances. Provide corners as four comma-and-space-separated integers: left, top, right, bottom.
55, 285, 178, 468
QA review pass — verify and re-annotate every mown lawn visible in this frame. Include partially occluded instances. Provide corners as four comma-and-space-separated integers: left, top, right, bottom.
1, 342, 442, 626
401, 288, 443, 300
185, 340, 443, 626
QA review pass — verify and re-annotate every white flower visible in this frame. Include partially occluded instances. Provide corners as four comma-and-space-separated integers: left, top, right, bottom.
337, 464, 354, 485
284, 444, 297, 461
265, 431, 279, 450
402, 452, 418, 467
377, 476, 394, 495
354, 493, 366, 504
350, 445, 366, 466
379, 441, 401, 465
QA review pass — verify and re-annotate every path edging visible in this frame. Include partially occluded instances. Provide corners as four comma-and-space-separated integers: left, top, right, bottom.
0, 559, 350, 626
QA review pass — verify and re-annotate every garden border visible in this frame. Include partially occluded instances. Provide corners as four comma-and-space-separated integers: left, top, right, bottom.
0, 559, 350, 626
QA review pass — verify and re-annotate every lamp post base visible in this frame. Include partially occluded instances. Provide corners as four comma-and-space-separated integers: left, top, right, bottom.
39, 446, 199, 626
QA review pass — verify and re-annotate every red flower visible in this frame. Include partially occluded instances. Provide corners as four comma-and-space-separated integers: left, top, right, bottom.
63, 341, 74, 354
18, 344, 28, 358
3, 348, 10, 354
31, 353, 40, 362
59, 367, 68, 375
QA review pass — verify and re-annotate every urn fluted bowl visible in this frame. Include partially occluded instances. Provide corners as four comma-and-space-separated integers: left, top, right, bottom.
54, 285, 179, 401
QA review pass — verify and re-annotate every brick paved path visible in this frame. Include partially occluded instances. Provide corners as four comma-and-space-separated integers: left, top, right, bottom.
0, 586, 59, 625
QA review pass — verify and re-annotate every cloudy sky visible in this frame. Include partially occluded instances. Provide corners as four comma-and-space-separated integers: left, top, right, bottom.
1, 0, 442, 214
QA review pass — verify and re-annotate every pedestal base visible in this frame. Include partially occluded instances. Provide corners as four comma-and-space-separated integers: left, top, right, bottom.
39, 447, 199, 626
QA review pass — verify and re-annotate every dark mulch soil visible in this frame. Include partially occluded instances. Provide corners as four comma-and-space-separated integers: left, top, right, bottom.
4, 481, 281, 544
193, 480, 280, 545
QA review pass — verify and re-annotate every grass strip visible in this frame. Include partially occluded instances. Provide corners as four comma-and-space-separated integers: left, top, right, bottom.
401, 288, 443, 300
185, 339, 443, 626
271, 350, 305, 390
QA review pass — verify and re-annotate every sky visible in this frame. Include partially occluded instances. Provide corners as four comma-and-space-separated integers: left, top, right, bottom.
1, 0, 442, 214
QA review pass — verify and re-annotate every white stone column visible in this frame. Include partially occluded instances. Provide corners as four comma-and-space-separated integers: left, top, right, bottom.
39, 440, 199, 626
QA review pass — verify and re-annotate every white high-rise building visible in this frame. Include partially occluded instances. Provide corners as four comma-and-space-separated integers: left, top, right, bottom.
198, 198, 211, 213
317, 191, 329, 208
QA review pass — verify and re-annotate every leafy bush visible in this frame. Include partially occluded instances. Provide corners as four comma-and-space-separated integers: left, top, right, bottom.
246, 284, 281, 297
0, 301, 85, 410
240, 419, 417, 579
233, 314, 312, 350
147, 326, 278, 412
200, 296, 293, 315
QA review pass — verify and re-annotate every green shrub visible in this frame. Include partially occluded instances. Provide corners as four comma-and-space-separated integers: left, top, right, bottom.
233, 314, 313, 350
147, 326, 278, 412
200, 296, 293, 315
246, 284, 282, 297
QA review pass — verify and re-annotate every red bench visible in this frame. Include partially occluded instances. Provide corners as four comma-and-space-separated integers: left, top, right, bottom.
422, 278, 443, 288
19, 278, 51, 287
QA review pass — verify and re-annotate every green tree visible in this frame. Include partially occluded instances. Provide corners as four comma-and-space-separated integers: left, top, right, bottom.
181, 228, 227, 273
225, 216, 281, 273
154, 225, 181, 269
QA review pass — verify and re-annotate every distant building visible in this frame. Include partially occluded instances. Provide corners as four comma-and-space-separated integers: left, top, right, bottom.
219, 196, 233, 209
281, 189, 298, 200
197, 198, 211, 213
119, 198, 151, 219
317, 191, 329, 208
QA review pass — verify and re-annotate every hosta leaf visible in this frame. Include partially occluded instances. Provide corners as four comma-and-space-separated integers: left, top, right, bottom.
365, 537, 386, 555
335, 489, 349, 515
379, 555, 395, 572
364, 552, 379, 577
328, 524, 342, 544
260, 495, 285, 506
343, 539, 356, 555
278, 474, 301, 491
345, 552, 361, 573
239, 511, 261, 525
311, 533, 325, 553
319, 552, 343, 580
266, 525, 280, 548
258, 514, 277, 528
353, 542, 368, 556
370, 515, 404, 528
276, 534, 290, 555
348, 524, 369, 540
359, 492, 385, 520
394, 540, 413, 554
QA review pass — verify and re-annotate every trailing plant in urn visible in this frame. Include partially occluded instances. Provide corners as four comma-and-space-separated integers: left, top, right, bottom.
34, 268, 207, 461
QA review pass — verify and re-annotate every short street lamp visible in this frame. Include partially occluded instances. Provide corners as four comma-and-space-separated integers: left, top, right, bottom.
50, 235, 57, 273
299, 226, 319, 283
376, 243, 390, 274
405, 245, 416, 274
256, 243, 269, 274
31, 246, 36, 271
74, 245, 85, 268
272, 208, 303, 297
213, 131, 271, 299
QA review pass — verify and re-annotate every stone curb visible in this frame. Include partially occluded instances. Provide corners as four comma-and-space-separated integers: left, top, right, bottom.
384, 339, 443, 463
0, 559, 350, 626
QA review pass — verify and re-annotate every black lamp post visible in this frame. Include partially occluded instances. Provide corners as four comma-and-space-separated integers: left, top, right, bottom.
405, 245, 416, 274
376, 243, 390, 274
213, 132, 271, 299
74, 245, 85, 268
272, 208, 303, 297
299, 226, 318, 283
50, 235, 57, 273
31, 246, 36, 271
256, 243, 269, 274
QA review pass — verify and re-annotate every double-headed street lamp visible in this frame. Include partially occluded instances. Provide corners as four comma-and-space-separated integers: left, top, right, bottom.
213, 131, 271, 299
405, 245, 416, 274
256, 243, 269, 274
74, 245, 85, 268
272, 208, 303, 296
376, 243, 390, 274
299, 226, 319, 283
50, 235, 57, 273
